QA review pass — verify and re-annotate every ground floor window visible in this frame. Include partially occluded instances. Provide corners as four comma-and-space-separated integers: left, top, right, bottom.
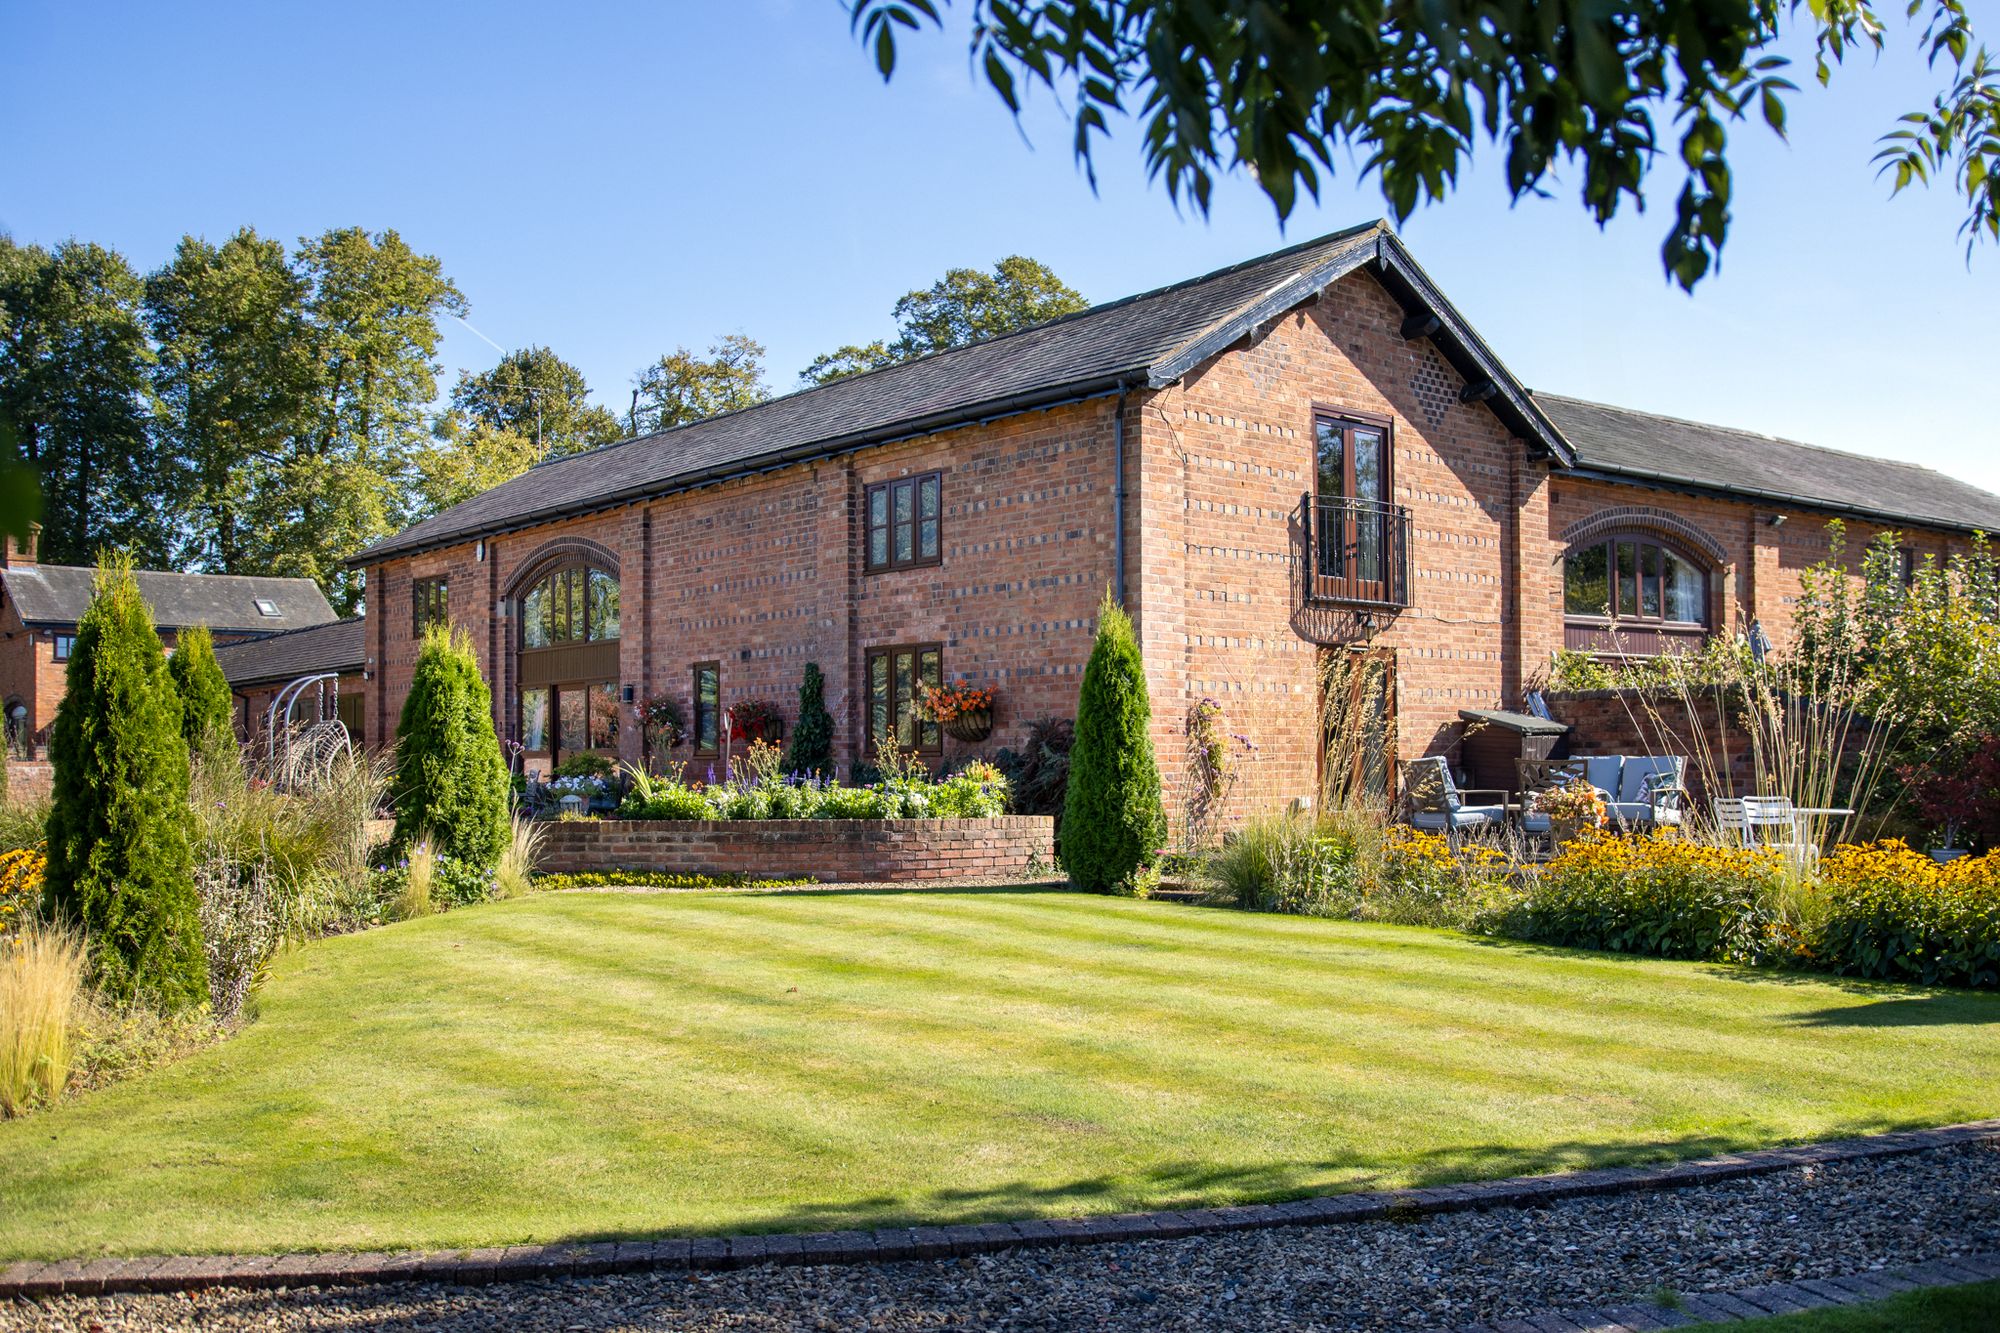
867, 644, 942, 754
692, 662, 720, 754
520, 680, 618, 771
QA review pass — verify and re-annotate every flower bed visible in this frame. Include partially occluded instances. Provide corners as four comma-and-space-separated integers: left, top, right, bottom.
534, 816, 1055, 884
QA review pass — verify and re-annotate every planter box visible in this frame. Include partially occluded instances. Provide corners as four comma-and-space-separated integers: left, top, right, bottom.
535, 816, 1056, 884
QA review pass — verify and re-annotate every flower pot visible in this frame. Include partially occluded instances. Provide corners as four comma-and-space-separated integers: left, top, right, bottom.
1550, 816, 1587, 849
942, 709, 993, 743
1929, 847, 1970, 864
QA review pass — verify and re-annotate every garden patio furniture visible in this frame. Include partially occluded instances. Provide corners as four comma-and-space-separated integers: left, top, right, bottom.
1404, 755, 1508, 842
1713, 795, 1816, 864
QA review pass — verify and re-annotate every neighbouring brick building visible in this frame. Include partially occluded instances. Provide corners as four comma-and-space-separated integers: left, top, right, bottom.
0, 527, 337, 757
350, 221, 2000, 817
213, 617, 367, 750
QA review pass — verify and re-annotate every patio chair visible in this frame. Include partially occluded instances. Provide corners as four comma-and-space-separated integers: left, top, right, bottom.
1404, 755, 1508, 842
1713, 795, 1811, 860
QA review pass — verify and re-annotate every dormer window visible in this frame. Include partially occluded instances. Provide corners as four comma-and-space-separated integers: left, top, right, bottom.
254, 598, 281, 618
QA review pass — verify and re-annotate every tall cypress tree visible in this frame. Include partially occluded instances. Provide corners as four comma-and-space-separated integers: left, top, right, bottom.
786, 661, 835, 779
166, 624, 236, 769
1061, 592, 1166, 894
43, 559, 206, 1010
389, 624, 508, 869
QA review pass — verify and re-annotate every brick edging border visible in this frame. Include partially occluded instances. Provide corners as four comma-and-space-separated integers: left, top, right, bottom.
5, 1118, 1997, 1300
1450, 1251, 2000, 1330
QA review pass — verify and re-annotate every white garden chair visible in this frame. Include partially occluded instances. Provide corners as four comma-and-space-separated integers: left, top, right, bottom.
1713, 796, 1814, 864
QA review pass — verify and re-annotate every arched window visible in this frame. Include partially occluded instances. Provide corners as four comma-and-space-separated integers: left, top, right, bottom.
518, 564, 619, 649
1563, 533, 1710, 653
514, 561, 621, 769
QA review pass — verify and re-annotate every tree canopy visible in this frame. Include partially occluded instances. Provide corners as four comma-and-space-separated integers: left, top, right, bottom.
447, 345, 623, 459
633, 333, 771, 432
802, 255, 1087, 385
852, 1, 1999, 290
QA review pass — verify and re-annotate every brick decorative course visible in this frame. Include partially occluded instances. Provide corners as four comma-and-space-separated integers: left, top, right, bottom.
532, 815, 1055, 883
4, 1117, 1993, 1300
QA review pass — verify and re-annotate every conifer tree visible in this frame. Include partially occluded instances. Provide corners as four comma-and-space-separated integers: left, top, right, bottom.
166, 624, 236, 769
1061, 592, 1166, 893
389, 624, 508, 869
43, 559, 206, 1009
786, 661, 835, 779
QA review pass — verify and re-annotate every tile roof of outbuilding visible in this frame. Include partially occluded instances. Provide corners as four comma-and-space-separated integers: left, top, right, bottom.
1536, 393, 2000, 536
0, 565, 337, 633
213, 616, 365, 688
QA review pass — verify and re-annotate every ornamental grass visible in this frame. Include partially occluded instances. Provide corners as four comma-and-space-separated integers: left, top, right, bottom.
0, 921, 84, 1117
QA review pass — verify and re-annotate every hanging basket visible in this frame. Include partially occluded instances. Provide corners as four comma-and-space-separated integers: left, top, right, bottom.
942, 709, 993, 743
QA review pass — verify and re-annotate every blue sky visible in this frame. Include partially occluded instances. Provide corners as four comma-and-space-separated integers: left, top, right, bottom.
5, 0, 1996, 491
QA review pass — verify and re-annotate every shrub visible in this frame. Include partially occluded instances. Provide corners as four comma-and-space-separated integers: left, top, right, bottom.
623, 782, 719, 820
783, 665, 835, 779
994, 717, 1073, 835
389, 625, 509, 871
0, 922, 84, 1116
1062, 594, 1165, 893
43, 558, 205, 1011
1811, 840, 2000, 988
194, 855, 278, 1021
552, 752, 615, 780
1500, 834, 1789, 964
0, 797, 50, 856
531, 870, 815, 891
928, 761, 1010, 817
814, 784, 890, 819
0, 846, 44, 940
166, 624, 236, 768
496, 816, 544, 899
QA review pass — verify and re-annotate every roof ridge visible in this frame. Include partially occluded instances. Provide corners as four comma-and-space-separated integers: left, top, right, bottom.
530, 220, 1392, 471
1536, 391, 1953, 480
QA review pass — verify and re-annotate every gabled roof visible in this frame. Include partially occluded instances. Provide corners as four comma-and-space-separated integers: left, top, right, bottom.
0, 565, 337, 634
1537, 394, 2000, 537
213, 616, 365, 688
353, 221, 1567, 564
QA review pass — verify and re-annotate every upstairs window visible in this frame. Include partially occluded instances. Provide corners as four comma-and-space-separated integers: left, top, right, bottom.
519, 565, 619, 649
412, 577, 449, 636
52, 633, 75, 662
865, 473, 942, 572
1564, 534, 1709, 627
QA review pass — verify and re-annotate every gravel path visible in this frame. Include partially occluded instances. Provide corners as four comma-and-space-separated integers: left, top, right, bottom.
6, 1140, 1995, 1332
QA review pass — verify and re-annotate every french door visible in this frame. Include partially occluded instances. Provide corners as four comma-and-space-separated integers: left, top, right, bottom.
1314, 412, 1393, 603
1321, 648, 1397, 806
519, 680, 619, 773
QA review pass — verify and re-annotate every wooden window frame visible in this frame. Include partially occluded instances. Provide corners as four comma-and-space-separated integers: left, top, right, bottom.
865, 642, 943, 756
1310, 406, 1397, 604
52, 633, 74, 662
1310, 405, 1395, 501
1562, 531, 1712, 656
691, 661, 721, 756
516, 563, 620, 651
863, 472, 944, 574
1897, 546, 1917, 588
412, 576, 449, 636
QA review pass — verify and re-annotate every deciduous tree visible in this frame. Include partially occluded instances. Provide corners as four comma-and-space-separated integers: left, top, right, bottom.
447, 345, 622, 459
632, 333, 769, 432
853, 1, 2000, 289
802, 256, 1086, 385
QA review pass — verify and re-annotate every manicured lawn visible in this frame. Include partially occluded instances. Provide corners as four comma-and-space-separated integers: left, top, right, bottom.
1690, 1280, 2000, 1330
3, 889, 1997, 1260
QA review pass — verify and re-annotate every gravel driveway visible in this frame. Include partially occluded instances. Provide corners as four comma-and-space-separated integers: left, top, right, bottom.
6, 1140, 1995, 1332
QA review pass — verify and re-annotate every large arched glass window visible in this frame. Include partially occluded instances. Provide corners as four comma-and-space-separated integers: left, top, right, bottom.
1563, 533, 1710, 652
519, 565, 619, 649
516, 561, 621, 769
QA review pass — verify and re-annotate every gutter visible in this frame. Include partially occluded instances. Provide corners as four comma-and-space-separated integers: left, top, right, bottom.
349, 374, 1137, 568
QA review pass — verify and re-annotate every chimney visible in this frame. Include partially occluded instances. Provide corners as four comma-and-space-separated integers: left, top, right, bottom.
0, 523, 36, 569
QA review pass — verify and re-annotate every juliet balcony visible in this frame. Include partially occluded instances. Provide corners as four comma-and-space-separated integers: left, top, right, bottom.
1298, 493, 1412, 610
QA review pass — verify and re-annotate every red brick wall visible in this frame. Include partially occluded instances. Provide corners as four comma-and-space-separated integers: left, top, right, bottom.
1129, 270, 1540, 819
367, 400, 1120, 777
4, 760, 51, 805
534, 815, 1055, 883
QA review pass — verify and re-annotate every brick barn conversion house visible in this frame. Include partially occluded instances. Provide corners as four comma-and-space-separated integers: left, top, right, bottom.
0, 525, 338, 759
349, 221, 2000, 814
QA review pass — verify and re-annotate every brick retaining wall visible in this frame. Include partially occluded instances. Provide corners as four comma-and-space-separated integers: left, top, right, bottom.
4, 760, 51, 805
535, 816, 1055, 883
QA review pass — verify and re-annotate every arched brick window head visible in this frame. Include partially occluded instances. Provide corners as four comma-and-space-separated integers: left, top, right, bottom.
1563, 532, 1711, 654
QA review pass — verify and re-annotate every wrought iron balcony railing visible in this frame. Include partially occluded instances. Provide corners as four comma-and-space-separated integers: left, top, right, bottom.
1300, 493, 1412, 609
